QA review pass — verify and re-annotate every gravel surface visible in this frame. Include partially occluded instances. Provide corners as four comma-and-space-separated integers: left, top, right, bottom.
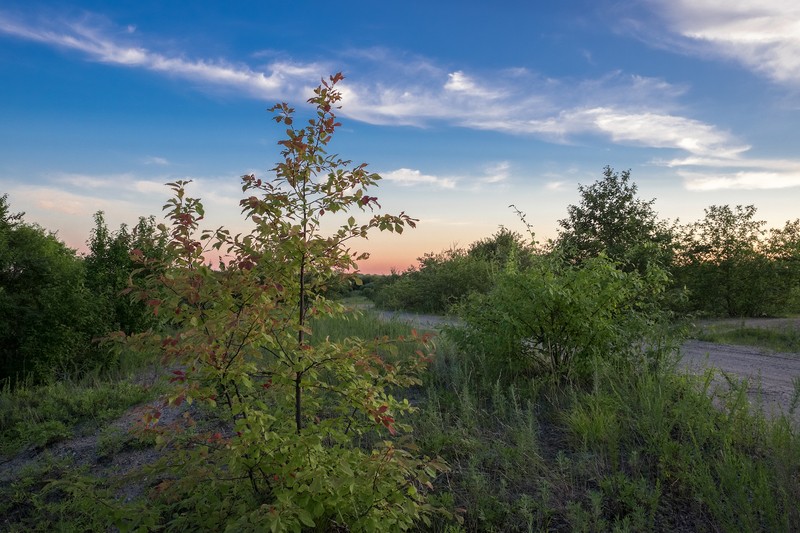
679, 339, 800, 424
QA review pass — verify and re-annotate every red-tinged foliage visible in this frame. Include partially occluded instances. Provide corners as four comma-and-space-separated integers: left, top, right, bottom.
115, 73, 445, 531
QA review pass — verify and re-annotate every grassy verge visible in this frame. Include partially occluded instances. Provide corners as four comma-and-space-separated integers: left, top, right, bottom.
0, 378, 154, 457
314, 308, 800, 531
3, 308, 798, 531
692, 321, 800, 353
0, 341, 166, 458
417, 332, 800, 531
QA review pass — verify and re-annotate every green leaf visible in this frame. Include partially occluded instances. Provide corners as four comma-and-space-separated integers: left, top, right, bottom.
297, 509, 315, 527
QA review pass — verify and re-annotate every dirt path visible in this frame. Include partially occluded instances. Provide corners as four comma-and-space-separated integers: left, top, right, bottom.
679, 340, 800, 423
378, 310, 800, 423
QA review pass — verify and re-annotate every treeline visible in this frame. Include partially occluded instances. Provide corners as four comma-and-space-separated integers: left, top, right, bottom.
366, 167, 800, 318
0, 195, 166, 385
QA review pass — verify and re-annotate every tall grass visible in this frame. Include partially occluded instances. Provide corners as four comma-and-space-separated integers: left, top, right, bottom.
4, 305, 798, 531
414, 325, 800, 531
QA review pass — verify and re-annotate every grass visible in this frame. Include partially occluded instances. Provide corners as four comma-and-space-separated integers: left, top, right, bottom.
415, 323, 800, 531
3, 305, 799, 532
0, 348, 166, 531
692, 321, 800, 353
0, 374, 157, 457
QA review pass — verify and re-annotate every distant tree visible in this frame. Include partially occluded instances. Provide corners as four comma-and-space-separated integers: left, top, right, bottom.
674, 205, 772, 317
0, 196, 91, 383
468, 227, 534, 270
84, 211, 167, 336
372, 247, 491, 313
766, 219, 800, 314
557, 166, 674, 273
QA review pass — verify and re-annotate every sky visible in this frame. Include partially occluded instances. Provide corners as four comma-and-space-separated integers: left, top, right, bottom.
1, 1, 799, 273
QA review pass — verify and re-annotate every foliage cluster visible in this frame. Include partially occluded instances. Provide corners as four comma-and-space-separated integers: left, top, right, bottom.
557, 166, 674, 274
0, 199, 89, 383
371, 167, 800, 320
0, 196, 165, 385
370, 228, 533, 314
111, 74, 444, 531
450, 252, 678, 383
674, 205, 800, 317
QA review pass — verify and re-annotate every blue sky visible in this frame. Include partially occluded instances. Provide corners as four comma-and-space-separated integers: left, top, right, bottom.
1, 1, 799, 272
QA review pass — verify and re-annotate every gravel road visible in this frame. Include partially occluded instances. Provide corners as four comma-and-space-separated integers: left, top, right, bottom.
680, 340, 800, 423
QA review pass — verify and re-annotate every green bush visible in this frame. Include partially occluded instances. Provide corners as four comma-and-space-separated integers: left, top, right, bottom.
0, 197, 93, 383
372, 248, 493, 313
450, 252, 678, 383
371, 229, 535, 314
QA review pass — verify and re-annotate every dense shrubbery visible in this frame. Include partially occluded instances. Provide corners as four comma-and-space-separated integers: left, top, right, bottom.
0, 198, 91, 382
371, 247, 493, 313
451, 252, 679, 383
371, 168, 800, 320
370, 228, 533, 314
674, 205, 800, 317
0, 195, 165, 385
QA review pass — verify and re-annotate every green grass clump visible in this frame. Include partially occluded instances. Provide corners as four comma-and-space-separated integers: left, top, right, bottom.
0, 457, 158, 532
0, 377, 152, 456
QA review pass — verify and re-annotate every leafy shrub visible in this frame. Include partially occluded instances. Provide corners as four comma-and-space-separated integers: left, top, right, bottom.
371, 229, 534, 314
83, 211, 167, 338
372, 248, 492, 313
0, 198, 93, 384
450, 252, 678, 383
118, 74, 445, 531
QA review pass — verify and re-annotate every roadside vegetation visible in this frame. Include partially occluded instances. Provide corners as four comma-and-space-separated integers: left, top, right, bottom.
692, 321, 800, 354
2, 76, 799, 531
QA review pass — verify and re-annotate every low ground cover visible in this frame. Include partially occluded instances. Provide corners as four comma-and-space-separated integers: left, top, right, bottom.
1, 307, 799, 531
692, 319, 800, 354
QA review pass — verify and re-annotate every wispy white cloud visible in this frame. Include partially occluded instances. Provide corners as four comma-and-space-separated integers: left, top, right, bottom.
0, 11, 324, 100
381, 162, 513, 190
48, 172, 244, 204
633, 1, 800, 87
0, 7, 771, 183
662, 153, 800, 191
381, 168, 457, 189
339, 70, 743, 159
482, 162, 511, 184
444, 71, 504, 99
681, 171, 800, 191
